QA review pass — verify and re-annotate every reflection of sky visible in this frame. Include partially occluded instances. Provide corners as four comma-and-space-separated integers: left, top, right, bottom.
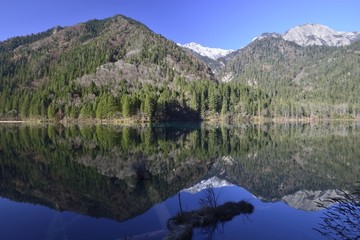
0, 185, 327, 240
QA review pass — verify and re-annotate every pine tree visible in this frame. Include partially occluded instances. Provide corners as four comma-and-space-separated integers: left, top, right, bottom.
20, 94, 30, 119
47, 102, 57, 119
144, 94, 155, 120
121, 95, 131, 117
29, 96, 40, 118
96, 95, 107, 119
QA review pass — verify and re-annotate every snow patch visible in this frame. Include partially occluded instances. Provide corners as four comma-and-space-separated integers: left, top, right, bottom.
221, 72, 234, 82
178, 42, 234, 60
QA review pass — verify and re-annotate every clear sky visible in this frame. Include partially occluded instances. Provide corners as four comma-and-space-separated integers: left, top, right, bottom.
1, 0, 360, 49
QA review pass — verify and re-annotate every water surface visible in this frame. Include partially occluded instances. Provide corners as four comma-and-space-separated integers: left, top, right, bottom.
0, 123, 359, 239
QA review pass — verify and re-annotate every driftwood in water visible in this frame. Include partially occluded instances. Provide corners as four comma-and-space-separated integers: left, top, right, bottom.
167, 200, 254, 239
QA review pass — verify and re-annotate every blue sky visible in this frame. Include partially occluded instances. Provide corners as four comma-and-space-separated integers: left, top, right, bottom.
1, 0, 360, 49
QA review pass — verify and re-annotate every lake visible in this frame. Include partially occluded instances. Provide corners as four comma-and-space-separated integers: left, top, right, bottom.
0, 122, 359, 240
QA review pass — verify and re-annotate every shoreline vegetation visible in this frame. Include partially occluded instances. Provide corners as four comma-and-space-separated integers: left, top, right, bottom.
1, 115, 359, 125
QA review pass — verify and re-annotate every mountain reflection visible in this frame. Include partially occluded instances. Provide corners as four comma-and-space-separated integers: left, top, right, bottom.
0, 123, 213, 222
0, 122, 360, 223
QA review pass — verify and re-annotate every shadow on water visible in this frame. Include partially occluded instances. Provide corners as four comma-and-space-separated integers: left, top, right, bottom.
166, 185, 254, 240
314, 184, 360, 240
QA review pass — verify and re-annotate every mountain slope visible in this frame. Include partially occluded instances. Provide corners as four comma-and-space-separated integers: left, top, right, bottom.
0, 15, 214, 90
215, 35, 360, 116
0, 15, 220, 121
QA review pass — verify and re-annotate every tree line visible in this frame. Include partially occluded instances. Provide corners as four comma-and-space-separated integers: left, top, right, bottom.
0, 78, 270, 121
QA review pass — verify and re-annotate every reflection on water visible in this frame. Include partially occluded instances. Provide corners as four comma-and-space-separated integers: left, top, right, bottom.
0, 122, 359, 239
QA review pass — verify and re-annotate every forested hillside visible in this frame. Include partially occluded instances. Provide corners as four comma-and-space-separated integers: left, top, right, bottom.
0, 15, 271, 122
216, 36, 360, 119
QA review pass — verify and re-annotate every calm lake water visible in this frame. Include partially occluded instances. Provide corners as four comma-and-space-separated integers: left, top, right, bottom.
0, 122, 359, 240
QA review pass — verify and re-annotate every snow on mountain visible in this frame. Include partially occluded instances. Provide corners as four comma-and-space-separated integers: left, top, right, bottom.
181, 176, 234, 194
283, 23, 360, 47
179, 42, 234, 60
252, 32, 282, 42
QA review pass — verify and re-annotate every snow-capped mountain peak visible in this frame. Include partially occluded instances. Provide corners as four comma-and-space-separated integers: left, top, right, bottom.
252, 32, 282, 42
283, 23, 360, 46
179, 42, 234, 60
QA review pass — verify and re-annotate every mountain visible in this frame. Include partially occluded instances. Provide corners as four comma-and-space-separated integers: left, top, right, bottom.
283, 23, 360, 47
215, 30, 360, 117
0, 14, 272, 122
251, 24, 360, 47
0, 15, 214, 88
178, 42, 234, 60
0, 15, 220, 122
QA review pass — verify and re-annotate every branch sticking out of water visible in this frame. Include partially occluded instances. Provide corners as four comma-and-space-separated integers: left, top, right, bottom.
198, 184, 220, 208
314, 185, 360, 240
167, 200, 254, 239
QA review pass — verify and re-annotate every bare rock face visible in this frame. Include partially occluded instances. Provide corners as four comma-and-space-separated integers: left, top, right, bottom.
282, 189, 347, 211
283, 23, 360, 47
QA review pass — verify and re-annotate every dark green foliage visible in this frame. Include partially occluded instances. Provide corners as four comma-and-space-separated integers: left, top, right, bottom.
47, 102, 57, 119
143, 93, 156, 119
0, 27, 57, 52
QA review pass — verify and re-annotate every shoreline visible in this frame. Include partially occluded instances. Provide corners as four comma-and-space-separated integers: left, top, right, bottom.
0, 120, 26, 123
1, 117, 359, 125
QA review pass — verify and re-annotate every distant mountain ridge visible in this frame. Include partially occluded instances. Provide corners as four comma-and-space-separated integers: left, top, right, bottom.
283, 23, 360, 46
251, 24, 360, 47
183, 24, 360, 56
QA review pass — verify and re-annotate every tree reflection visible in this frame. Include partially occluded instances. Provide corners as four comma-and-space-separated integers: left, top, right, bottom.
1, 123, 360, 226
314, 185, 360, 240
